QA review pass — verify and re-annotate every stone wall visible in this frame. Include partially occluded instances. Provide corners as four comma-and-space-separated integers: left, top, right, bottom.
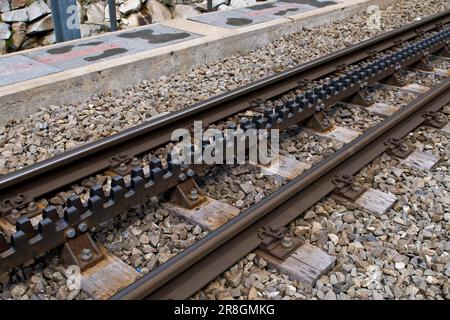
0, 0, 262, 55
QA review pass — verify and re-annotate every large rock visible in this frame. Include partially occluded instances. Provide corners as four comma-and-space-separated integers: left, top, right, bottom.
11, 0, 27, 10
87, 2, 106, 25
0, 0, 10, 13
229, 0, 256, 8
1, 8, 29, 22
39, 31, 56, 46
171, 5, 202, 19
80, 23, 102, 37
123, 12, 151, 28
27, 14, 54, 35
0, 22, 11, 40
26, 0, 51, 22
145, 0, 172, 23
10, 22, 26, 49
21, 36, 40, 50
119, 0, 141, 15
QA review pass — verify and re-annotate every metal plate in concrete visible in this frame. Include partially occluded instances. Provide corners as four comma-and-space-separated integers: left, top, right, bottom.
25, 24, 201, 71
190, 0, 337, 29
0, 55, 61, 87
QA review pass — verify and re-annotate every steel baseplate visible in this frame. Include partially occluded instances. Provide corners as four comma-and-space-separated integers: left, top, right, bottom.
170, 179, 206, 210
332, 174, 367, 201
61, 233, 103, 271
423, 110, 448, 128
384, 138, 414, 159
258, 225, 302, 260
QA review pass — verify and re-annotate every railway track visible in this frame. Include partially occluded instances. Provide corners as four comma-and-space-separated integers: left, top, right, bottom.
1, 10, 450, 300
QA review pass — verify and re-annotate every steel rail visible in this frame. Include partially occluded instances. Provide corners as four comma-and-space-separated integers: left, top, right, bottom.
111, 77, 450, 300
1, 10, 449, 208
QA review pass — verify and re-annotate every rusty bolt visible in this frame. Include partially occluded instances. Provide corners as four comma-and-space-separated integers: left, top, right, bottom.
118, 162, 127, 172
281, 236, 293, 249
189, 189, 199, 201
78, 222, 88, 233
399, 143, 409, 152
66, 228, 76, 239
27, 202, 37, 211
80, 249, 93, 262
186, 169, 195, 177
15, 195, 25, 205
131, 158, 140, 167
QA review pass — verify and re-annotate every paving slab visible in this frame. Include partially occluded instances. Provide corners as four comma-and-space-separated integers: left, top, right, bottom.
23, 24, 200, 72
0, 55, 61, 87
190, 0, 337, 29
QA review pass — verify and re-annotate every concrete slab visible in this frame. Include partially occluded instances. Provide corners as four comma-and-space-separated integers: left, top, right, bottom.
23, 24, 200, 72
257, 155, 311, 179
310, 125, 362, 144
402, 150, 440, 171
190, 0, 337, 29
0, 55, 61, 86
355, 188, 397, 216
366, 102, 399, 117
163, 197, 240, 231
256, 242, 336, 286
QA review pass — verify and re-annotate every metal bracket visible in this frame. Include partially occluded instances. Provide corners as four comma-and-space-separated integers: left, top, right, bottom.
109, 153, 139, 175
437, 44, 450, 58
384, 138, 413, 159
306, 111, 332, 132
350, 88, 374, 107
0, 194, 42, 225
332, 174, 367, 201
171, 179, 206, 210
382, 69, 414, 86
258, 225, 302, 260
61, 232, 103, 271
249, 98, 264, 108
422, 111, 448, 128
414, 56, 433, 72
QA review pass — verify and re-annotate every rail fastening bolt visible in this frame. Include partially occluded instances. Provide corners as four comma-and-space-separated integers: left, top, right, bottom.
118, 162, 127, 172
189, 189, 199, 201
399, 144, 409, 152
66, 228, 76, 239
179, 173, 187, 181
27, 202, 37, 211
131, 158, 140, 167
186, 169, 195, 177
281, 236, 293, 249
78, 222, 88, 233
80, 248, 93, 262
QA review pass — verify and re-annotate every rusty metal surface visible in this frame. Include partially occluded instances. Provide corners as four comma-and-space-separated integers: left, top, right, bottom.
111, 78, 450, 300
1, 11, 449, 215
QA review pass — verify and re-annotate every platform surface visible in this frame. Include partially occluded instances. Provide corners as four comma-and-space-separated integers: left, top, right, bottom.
0, 0, 338, 87
190, 0, 337, 29
0, 24, 200, 87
